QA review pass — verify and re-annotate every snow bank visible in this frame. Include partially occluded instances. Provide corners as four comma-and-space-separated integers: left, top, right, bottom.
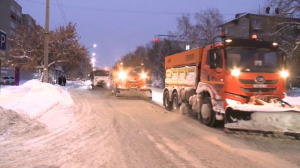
0, 107, 45, 139
151, 87, 163, 106
285, 96, 300, 106
0, 79, 73, 119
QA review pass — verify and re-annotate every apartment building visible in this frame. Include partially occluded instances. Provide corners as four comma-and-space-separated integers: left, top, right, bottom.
220, 13, 300, 41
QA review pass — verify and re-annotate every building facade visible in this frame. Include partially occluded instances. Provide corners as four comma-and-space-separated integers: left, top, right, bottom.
0, 0, 23, 58
220, 13, 300, 41
0, 0, 63, 83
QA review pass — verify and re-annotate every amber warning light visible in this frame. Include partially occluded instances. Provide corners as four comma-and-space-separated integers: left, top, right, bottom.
252, 34, 258, 39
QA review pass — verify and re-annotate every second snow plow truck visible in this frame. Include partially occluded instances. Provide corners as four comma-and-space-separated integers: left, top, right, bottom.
163, 34, 300, 135
111, 61, 152, 98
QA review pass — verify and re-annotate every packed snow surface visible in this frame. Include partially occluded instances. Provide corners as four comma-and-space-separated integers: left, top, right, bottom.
0, 80, 73, 119
0, 107, 45, 139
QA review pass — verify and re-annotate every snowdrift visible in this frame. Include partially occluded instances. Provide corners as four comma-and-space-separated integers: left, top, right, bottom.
0, 80, 74, 119
0, 107, 45, 139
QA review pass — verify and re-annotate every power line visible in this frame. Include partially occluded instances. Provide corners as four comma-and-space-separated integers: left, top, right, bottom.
59, 0, 67, 24
22, 0, 237, 16
56, 0, 66, 25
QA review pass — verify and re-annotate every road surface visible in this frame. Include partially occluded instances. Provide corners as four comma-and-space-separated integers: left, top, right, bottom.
1, 83, 300, 168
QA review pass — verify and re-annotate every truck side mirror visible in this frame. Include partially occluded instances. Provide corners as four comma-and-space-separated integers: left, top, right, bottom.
209, 50, 217, 69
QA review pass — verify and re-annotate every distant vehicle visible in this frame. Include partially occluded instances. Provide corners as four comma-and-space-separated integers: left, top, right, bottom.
0, 77, 10, 85
8, 77, 15, 85
0, 76, 14, 85
90, 69, 111, 88
111, 61, 152, 98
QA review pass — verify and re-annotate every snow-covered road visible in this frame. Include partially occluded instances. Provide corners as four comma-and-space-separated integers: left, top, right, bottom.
1, 82, 300, 167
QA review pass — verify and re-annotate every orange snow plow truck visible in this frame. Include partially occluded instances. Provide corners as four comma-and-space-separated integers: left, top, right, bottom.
163, 35, 300, 135
111, 61, 152, 98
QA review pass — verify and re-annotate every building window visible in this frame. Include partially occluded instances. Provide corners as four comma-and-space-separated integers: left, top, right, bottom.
242, 34, 246, 38
11, 14, 16, 21
10, 21, 16, 29
10, 30, 16, 37
10, 5, 16, 13
253, 19, 257, 25
225, 28, 228, 34
242, 21, 246, 29
16, 10, 22, 17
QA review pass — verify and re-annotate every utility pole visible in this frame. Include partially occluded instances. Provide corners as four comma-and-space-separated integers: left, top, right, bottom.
43, 0, 50, 83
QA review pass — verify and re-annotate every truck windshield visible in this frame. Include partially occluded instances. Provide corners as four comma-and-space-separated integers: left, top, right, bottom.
94, 71, 109, 76
225, 47, 281, 73
128, 67, 142, 76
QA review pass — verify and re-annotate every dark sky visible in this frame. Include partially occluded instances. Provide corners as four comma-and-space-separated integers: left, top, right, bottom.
18, 0, 265, 68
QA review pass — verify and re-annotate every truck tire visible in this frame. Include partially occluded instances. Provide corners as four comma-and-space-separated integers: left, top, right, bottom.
114, 87, 120, 97
200, 97, 217, 127
171, 92, 180, 112
163, 91, 172, 111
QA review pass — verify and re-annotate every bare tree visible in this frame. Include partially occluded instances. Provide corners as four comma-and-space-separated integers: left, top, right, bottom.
175, 7, 224, 47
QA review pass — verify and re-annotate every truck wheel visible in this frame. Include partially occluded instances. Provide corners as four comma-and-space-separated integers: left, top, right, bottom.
171, 92, 180, 112
114, 87, 120, 97
200, 97, 217, 127
163, 91, 172, 111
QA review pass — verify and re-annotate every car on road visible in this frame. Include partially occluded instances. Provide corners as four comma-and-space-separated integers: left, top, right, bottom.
0, 76, 14, 85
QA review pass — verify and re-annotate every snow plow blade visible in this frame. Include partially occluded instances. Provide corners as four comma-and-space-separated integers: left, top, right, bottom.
224, 105, 300, 138
115, 88, 152, 99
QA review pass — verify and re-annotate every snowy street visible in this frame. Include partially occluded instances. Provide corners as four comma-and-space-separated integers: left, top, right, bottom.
1, 81, 300, 168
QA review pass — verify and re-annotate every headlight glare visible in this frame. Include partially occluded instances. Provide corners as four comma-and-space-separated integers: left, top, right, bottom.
231, 69, 240, 77
141, 73, 147, 79
118, 71, 127, 80
280, 71, 289, 78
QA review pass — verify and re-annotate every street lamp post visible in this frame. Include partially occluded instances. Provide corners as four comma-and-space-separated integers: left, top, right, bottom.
43, 0, 50, 83
87, 44, 97, 50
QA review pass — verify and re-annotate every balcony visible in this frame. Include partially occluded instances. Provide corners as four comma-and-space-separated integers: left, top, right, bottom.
252, 24, 264, 32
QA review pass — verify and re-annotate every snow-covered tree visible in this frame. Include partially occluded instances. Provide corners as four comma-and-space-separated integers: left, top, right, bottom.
263, 0, 300, 74
7, 22, 91, 81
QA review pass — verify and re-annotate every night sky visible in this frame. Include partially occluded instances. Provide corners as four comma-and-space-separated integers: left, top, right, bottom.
18, 0, 265, 68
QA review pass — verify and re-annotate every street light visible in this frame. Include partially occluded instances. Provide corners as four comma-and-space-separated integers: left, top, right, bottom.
87, 44, 97, 49
92, 53, 96, 56
91, 58, 96, 63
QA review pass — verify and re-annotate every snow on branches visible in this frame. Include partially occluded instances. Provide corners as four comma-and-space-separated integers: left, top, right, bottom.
7, 22, 91, 76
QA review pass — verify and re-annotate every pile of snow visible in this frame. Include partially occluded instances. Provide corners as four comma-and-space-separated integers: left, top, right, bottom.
285, 96, 300, 106
0, 107, 45, 139
0, 80, 73, 119
225, 112, 300, 133
151, 87, 163, 106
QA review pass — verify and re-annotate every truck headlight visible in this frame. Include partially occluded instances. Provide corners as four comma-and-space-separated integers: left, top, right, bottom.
280, 70, 289, 78
106, 83, 110, 86
141, 73, 147, 79
118, 71, 127, 80
231, 69, 240, 77
226, 98, 241, 105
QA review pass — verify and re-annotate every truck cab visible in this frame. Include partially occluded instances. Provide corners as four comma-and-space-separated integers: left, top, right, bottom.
111, 61, 152, 98
90, 69, 111, 88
